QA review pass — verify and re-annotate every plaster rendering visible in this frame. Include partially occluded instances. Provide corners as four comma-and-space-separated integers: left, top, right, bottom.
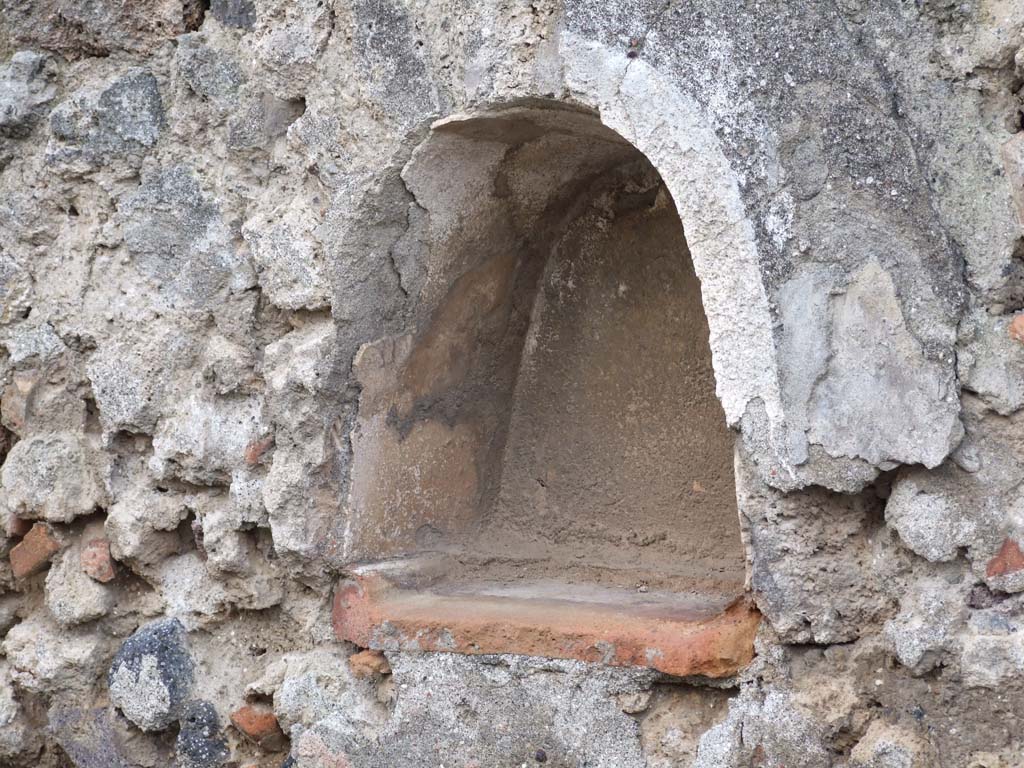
0, 0, 1023, 766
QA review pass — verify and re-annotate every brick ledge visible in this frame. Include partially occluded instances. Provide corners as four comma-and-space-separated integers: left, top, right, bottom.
332, 568, 760, 678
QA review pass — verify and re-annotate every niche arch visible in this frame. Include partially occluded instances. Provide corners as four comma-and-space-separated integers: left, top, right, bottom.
336, 95, 766, 676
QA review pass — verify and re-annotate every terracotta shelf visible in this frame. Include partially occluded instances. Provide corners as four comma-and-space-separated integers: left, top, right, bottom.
332, 563, 760, 678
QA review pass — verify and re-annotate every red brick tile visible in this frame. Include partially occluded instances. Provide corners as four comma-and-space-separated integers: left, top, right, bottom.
1008, 315, 1024, 344
230, 704, 287, 752
6, 513, 31, 538
80, 537, 116, 583
243, 436, 274, 467
10, 523, 61, 578
986, 538, 1024, 578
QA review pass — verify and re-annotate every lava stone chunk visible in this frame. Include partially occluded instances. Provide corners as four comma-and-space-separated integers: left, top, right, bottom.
107, 618, 194, 731
177, 700, 229, 768
211, 0, 256, 28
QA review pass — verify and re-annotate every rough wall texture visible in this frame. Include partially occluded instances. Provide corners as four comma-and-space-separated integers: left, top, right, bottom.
0, 0, 1022, 766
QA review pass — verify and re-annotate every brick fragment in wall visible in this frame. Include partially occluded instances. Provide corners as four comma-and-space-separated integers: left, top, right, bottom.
1010, 314, 1024, 343
986, 538, 1024, 578
9, 522, 61, 578
79, 538, 116, 583
230, 704, 287, 752
5, 513, 31, 539
243, 435, 274, 466
984, 538, 1024, 594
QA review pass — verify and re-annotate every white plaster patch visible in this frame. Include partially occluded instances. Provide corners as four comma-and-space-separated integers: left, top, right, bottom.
561, 36, 790, 470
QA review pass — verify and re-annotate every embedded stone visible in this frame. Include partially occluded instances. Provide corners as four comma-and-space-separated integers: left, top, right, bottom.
120, 166, 243, 305
9, 522, 61, 578
348, 649, 390, 679
47, 705, 163, 768
0, 51, 57, 138
104, 484, 190, 570
118, 166, 253, 309
152, 551, 284, 623
176, 35, 245, 111
45, 546, 114, 626
227, 93, 306, 150
177, 700, 229, 768
1, 374, 33, 435
883, 579, 967, 673
47, 69, 164, 169
108, 619, 194, 732
694, 688, 830, 768
242, 203, 330, 311
960, 628, 1024, 689
1003, 132, 1024, 228
150, 389, 264, 485
335, 652, 658, 767
251, 0, 333, 98
1, 432, 106, 524
885, 469, 983, 562
255, 649, 384, 737
849, 720, 935, 767
0, 366, 88, 436
806, 260, 962, 470
3, 0, 208, 57
0, 662, 35, 761
3, 614, 109, 695
211, 0, 257, 29
87, 337, 171, 435
738, 453, 901, 644
958, 309, 1024, 415
0, 252, 32, 325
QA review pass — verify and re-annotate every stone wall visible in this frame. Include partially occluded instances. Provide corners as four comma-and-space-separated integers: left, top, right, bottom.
0, 0, 1022, 766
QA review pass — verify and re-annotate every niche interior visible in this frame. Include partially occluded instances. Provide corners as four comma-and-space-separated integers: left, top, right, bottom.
334, 104, 758, 677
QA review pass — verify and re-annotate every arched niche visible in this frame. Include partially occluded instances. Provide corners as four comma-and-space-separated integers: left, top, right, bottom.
336, 103, 760, 676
